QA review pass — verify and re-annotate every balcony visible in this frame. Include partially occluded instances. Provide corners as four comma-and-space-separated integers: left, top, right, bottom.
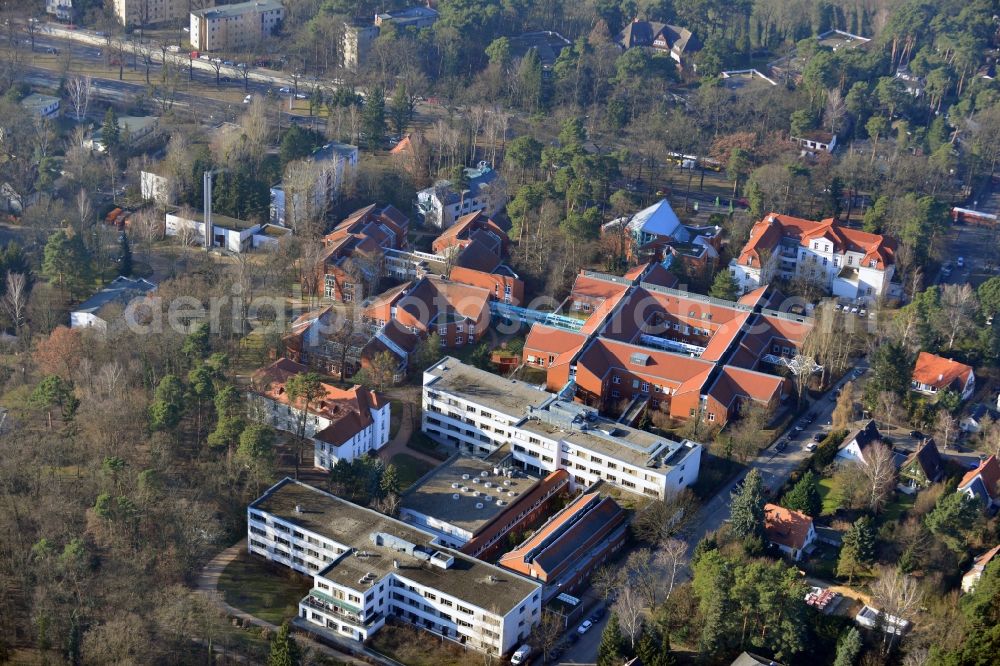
302, 591, 380, 628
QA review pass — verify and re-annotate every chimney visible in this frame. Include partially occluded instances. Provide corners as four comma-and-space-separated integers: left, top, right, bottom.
938, 373, 944, 382
294, 504, 303, 513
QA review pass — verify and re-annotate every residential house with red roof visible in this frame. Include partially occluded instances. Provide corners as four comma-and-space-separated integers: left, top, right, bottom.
601, 199, 722, 275
764, 503, 816, 561
911, 352, 976, 401
498, 492, 626, 599
247, 358, 390, 469
962, 545, 1000, 592
317, 204, 409, 302
617, 20, 700, 66
958, 455, 1000, 511
729, 212, 899, 303
363, 275, 491, 349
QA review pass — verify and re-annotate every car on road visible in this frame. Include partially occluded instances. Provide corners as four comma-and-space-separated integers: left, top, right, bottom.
295, 92, 307, 99
813, 433, 824, 443
805, 442, 818, 452
590, 606, 606, 622
223, 60, 234, 66
909, 430, 923, 439
243, 94, 253, 103
794, 424, 805, 432
958, 257, 965, 268
577, 620, 593, 635
278, 86, 290, 94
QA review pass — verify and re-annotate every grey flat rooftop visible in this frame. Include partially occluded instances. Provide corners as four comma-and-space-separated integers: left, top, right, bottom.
74, 276, 156, 316
401, 456, 541, 534
194, 0, 283, 18
520, 400, 696, 470
169, 207, 257, 231
426, 357, 554, 418
253, 479, 539, 612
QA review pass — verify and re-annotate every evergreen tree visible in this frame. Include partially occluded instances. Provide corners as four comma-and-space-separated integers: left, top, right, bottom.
181, 323, 211, 362
636, 621, 674, 666
730, 469, 765, 541
781, 470, 822, 517
117, 232, 132, 276
42, 230, 91, 298
267, 622, 301, 666
597, 613, 625, 666
148, 374, 185, 431
101, 106, 121, 155
379, 464, 400, 498
389, 84, 410, 136
833, 627, 862, 666
361, 87, 386, 149
708, 269, 739, 301
837, 516, 875, 584
925, 491, 979, 552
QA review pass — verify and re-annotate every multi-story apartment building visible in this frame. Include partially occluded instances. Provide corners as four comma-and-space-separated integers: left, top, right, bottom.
115, 0, 215, 27
729, 213, 898, 303
247, 358, 389, 469
45, 0, 73, 21
416, 163, 507, 229
399, 455, 570, 559
249, 478, 543, 655
422, 358, 702, 499
270, 142, 358, 227
190, 0, 285, 52
342, 20, 380, 70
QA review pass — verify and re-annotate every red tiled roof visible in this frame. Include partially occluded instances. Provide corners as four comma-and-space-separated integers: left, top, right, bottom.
576, 338, 715, 389
393, 277, 490, 330
737, 213, 895, 271
737, 286, 770, 307
959, 455, 1000, 501
709, 366, 785, 409
641, 264, 678, 289
570, 272, 631, 301
912, 351, 974, 392
764, 503, 813, 551
524, 325, 588, 366
971, 544, 1000, 571
250, 359, 384, 446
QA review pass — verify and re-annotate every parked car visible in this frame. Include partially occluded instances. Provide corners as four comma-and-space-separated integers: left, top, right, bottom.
775, 439, 787, 452
805, 442, 818, 452
590, 606, 606, 621
223, 60, 234, 66
958, 256, 965, 268
813, 433, 824, 443
942, 263, 953, 276
577, 620, 593, 635
794, 424, 805, 432
909, 430, 923, 439
243, 94, 253, 103
278, 86, 290, 94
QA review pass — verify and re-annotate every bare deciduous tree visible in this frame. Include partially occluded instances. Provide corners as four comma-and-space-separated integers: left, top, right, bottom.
933, 410, 958, 450
2, 272, 28, 335
655, 537, 687, 603
613, 584, 645, 650
591, 565, 624, 602
871, 566, 923, 656
860, 442, 897, 513
938, 283, 976, 350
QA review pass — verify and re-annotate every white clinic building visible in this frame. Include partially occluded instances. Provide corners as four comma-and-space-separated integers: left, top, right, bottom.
248, 478, 543, 656
422, 357, 702, 500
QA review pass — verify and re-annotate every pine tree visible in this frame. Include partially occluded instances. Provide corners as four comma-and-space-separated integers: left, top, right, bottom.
730, 469, 765, 541
389, 83, 410, 135
101, 106, 121, 154
837, 516, 875, 584
781, 470, 822, 516
267, 622, 300, 666
118, 233, 133, 276
597, 613, 625, 666
833, 627, 862, 666
379, 464, 400, 497
361, 87, 386, 150
708, 269, 739, 301
636, 621, 675, 666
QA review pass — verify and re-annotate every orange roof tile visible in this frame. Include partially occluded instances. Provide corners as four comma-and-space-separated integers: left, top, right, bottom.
959, 455, 1000, 501
764, 503, 814, 551
912, 352, 974, 392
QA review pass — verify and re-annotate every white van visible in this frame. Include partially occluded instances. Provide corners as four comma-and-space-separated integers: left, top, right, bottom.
511, 644, 532, 665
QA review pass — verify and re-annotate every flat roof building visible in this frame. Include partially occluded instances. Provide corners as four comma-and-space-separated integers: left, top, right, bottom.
422, 357, 702, 499
249, 478, 542, 656
190, 0, 285, 52
399, 454, 570, 559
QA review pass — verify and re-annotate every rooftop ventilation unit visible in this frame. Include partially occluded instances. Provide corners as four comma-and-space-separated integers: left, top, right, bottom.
461, 474, 470, 480
507, 491, 516, 497
484, 495, 493, 502
451, 482, 460, 489
480, 471, 489, 477
475, 502, 484, 509
484, 481, 492, 488
473, 478, 481, 484
503, 480, 511, 487
496, 499, 506, 506
294, 505, 303, 513
461, 486, 470, 492
452, 493, 460, 500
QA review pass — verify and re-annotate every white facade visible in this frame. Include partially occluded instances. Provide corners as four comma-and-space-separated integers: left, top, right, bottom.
20, 94, 60, 120
140, 170, 171, 204
45, 0, 73, 21
115, 0, 215, 26
190, 0, 285, 52
421, 359, 702, 500
249, 479, 542, 655
272, 143, 358, 227
165, 211, 260, 253
247, 391, 389, 469
731, 234, 894, 304
912, 371, 975, 401
416, 164, 506, 229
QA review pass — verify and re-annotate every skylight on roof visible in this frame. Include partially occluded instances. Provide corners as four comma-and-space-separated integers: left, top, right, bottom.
630, 352, 651, 366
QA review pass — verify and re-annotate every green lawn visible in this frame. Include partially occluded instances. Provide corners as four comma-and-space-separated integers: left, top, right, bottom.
368, 621, 473, 666
390, 453, 436, 490
879, 492, 916, 524
217, 550, 312, 625
817, 476, 844, 516
389, 399, 404, 438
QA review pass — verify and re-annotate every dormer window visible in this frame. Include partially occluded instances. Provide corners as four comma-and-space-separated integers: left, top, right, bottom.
869, 260, 878, 268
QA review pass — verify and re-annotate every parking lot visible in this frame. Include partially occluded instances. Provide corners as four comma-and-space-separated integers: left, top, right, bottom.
939, 224, 999, 288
